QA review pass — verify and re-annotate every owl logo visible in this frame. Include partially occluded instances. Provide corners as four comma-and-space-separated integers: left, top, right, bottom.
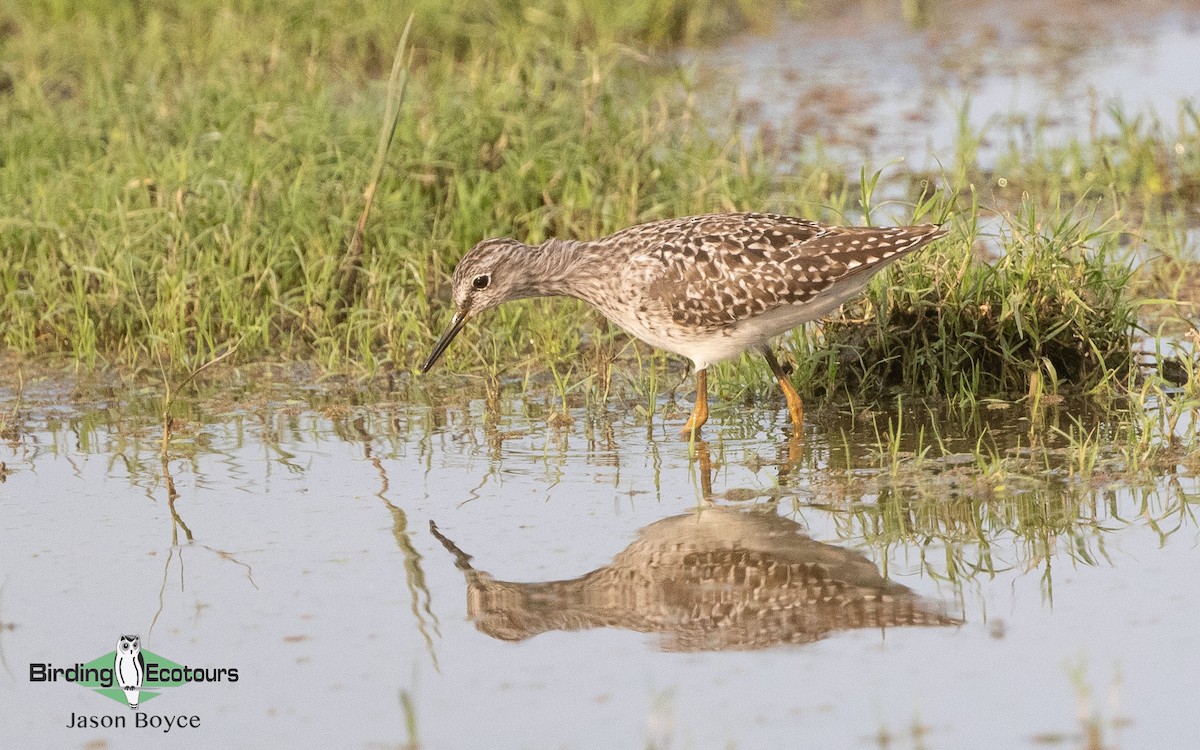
114, 635, 146, 710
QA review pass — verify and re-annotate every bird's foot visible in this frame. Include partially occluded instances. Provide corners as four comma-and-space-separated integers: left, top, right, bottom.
679, 418, 704, 437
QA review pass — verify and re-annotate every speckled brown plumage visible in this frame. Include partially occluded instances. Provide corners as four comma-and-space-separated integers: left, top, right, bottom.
596, 213, 942, 332
422, 212, 948, 433
430, 509, 962, 651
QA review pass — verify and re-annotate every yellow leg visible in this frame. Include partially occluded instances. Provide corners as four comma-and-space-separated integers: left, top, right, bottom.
761, 347, 804, 430
680, 369, 709, 435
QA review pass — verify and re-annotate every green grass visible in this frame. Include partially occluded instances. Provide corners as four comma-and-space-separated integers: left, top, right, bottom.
0, 0, 1196, 407
817, 197, 1139, 401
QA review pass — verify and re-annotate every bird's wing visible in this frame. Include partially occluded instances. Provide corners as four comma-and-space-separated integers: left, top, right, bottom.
628, 214, 944, 331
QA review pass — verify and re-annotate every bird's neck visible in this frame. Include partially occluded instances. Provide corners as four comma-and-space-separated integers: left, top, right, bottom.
526, 238, 605, 302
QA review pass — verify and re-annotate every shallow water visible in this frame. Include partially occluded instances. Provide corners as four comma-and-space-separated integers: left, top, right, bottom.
1, 386, 1197, 749
686, 0, 1200, 171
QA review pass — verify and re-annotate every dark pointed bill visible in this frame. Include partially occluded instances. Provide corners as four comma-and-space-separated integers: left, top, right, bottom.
421, 311, 468, 373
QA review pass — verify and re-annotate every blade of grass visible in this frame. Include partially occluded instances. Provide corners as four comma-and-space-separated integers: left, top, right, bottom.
331, 13, 415, 322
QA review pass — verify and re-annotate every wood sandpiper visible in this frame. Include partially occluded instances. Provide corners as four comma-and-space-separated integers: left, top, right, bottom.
421, 212, 947, 434
430, 509, 962, 649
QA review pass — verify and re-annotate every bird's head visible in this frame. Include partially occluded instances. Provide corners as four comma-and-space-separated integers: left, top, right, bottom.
421, 237, 530, 373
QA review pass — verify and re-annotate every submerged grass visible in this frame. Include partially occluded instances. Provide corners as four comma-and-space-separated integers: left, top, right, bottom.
8, 369, 1197, 610
0, 0, 1195, 408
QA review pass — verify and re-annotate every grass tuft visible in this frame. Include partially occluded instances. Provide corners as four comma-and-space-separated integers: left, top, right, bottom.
0, 0, 1194, 409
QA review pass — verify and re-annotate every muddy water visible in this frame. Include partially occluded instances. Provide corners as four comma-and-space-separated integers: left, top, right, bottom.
687, 0, 1200, 170
1, 389, 1197, 748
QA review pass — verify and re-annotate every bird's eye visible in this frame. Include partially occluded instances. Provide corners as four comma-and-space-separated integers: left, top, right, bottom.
472, 274, 490, 290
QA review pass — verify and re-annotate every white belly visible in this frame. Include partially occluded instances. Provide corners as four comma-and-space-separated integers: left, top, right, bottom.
603, 273, 874, 371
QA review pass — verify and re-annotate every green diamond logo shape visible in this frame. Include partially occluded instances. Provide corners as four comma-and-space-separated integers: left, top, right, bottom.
75, 649, 191, 706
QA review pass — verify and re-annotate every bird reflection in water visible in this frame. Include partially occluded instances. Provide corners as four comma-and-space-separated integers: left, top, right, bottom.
431, 508, 961, 651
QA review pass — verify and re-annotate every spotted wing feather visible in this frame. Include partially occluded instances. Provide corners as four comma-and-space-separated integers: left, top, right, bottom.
619, 214, 945, 331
